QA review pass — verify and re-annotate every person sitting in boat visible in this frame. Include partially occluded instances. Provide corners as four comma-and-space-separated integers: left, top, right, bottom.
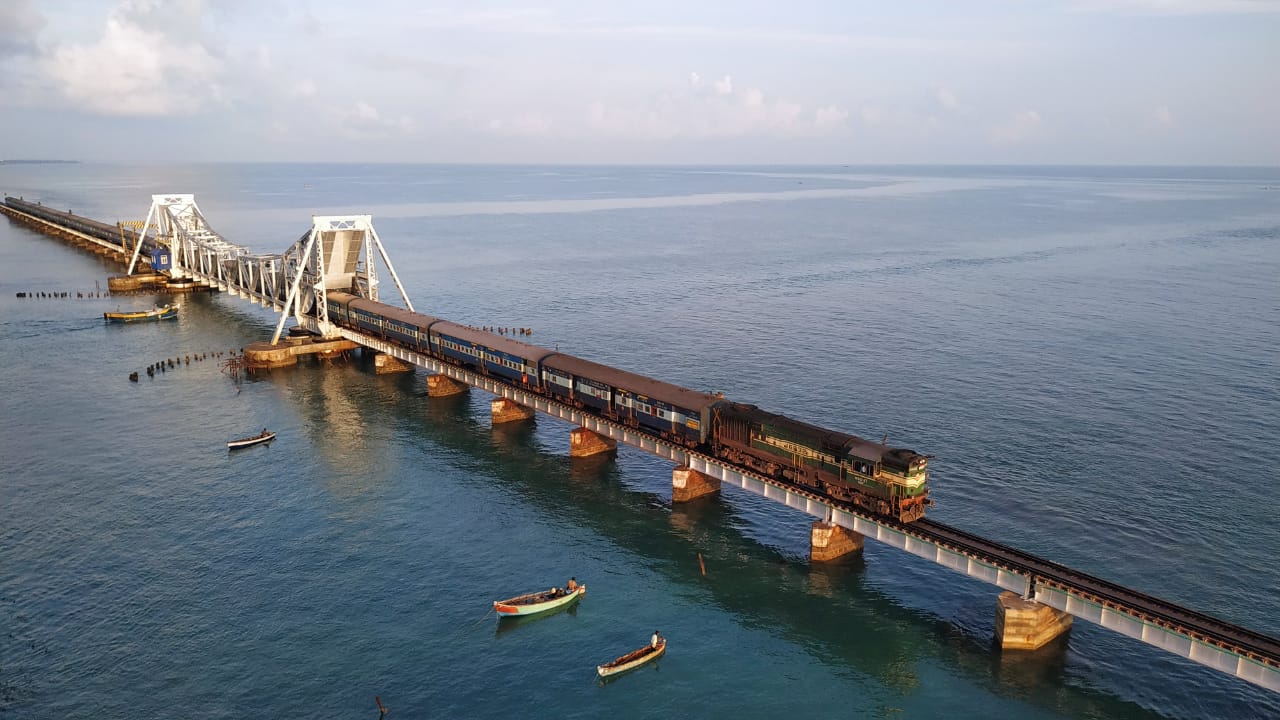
651, 630, 663, 648
566, 577, 578, 593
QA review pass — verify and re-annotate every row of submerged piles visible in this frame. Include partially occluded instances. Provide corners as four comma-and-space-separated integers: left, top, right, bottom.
128, 349, 242, 382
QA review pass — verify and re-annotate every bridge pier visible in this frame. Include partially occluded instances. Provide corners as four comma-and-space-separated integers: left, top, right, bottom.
569, 427, 616, 458
107, 273, 165, 292
672, 465, 720, 503
995, 591, 1073, 650
809, 521, 864, 562
243, 339, 359, 369
426, 374, 469, 397
491, 398, 535, 424
372, 351, 413, 374
243, 342, 299, 368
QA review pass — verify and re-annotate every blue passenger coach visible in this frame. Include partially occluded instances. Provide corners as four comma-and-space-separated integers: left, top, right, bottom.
540, 353, 721, 447
430, 321, 556, 386
328, 292, 441, 353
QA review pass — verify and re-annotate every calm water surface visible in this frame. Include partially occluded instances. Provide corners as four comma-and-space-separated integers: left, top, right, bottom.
1, 164, 1278, 719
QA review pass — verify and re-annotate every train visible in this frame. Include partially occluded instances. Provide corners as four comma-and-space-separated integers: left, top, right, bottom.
326, 291, 932, 522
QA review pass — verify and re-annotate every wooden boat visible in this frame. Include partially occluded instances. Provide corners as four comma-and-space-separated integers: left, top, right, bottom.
227, 429, 276, 450
103, 304, 177, 323
493, 584, 585, 617
597, 639, 666, 679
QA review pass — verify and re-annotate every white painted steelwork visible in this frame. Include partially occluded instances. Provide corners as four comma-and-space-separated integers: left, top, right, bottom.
121, 195, 413, 347
127, 194, 247, 279
270, 215, 413, 344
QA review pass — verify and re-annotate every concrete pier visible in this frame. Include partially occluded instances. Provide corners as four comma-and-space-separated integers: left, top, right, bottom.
107, 273, 166, 292
426, 374, 469, 397
809, 521, 864, 562
569, 427, 617, 458
373, 352, 413, 374
243, 338, 359, 369
995, 591, 1073, 650
491, 398, 535, 424
672, 465, 721, 503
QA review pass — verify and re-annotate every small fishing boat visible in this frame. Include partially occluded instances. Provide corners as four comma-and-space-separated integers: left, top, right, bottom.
597, 639, 666, 679
493, 584, 586, 617
227, 429, 275, 450
104, 304, 177, 323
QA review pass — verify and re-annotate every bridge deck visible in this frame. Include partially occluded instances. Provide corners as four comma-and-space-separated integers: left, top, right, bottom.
5, 194, 1277, 694
340, 321, 1279, 692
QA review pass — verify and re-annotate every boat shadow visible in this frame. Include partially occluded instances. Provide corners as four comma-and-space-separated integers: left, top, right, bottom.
494, 601, 580, 639
595, 657, 662, 687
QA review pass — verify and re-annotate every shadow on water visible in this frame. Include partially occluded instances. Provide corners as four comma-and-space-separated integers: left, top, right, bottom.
595, 658, 663, 688
494, 601, 581, 639
287, 362, 1255, 720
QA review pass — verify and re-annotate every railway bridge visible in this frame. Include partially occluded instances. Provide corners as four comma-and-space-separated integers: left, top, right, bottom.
3, 193, 1277, 695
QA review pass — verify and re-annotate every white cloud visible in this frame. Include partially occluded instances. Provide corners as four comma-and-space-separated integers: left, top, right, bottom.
1072, 0, 1280, 14
39, 1, 224, 116
814, 105, 850, 130
341, 100, 415, 140
487, 111, 555, 137
936, 89, 961, 112
3, 2, 1274, 164
580, 73, 850, 141
291, 79, 318, 99
0, 0, 45, 57
254, 43, 273, 72
991, 109, 1043, 144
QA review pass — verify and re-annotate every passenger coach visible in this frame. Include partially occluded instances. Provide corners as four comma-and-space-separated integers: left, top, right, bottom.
540, 353, 721, 448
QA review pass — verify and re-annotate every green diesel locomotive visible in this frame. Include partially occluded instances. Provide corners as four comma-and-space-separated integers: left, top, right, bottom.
711, 403, 931, 522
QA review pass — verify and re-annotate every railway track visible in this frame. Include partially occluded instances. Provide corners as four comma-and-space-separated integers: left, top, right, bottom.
326, 328, 1280, 675
383, 349, 1280, 672
912, 518, 1280, 667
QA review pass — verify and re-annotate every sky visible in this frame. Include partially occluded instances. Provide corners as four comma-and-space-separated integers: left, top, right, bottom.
0, 0, 1277, 165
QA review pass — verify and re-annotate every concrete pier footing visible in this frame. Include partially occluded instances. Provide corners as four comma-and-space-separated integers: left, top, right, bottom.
569, 427, 617, 458
491, 398, 535, 424
107, 273, 166, 292
809, 521, 865, 562
995, 591, 1073, 650
426, 374, 469, 397
243, 338, 359, 369
243, 342, 298, 368
373, 352, 413, 374
672, 466, 721, 503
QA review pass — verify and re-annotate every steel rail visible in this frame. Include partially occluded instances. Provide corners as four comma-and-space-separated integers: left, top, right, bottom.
911, 519, 1280, 665
340, 322, 1280, 671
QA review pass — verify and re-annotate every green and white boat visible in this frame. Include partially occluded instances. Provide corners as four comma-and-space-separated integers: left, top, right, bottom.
493, 585, 585, 617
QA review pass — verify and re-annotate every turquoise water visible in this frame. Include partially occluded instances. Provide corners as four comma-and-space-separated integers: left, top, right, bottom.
1, 164, 1278, 719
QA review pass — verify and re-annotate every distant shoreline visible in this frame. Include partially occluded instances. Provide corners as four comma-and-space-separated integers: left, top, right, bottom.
0, 160, 80, 165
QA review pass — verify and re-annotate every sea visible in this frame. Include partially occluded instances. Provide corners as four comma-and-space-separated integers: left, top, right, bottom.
1, 163, 1277, 720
